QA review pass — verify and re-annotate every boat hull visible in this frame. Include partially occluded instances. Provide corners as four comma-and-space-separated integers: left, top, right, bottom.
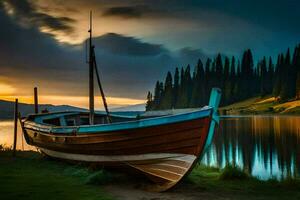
23, 114, 212, 191
40, 149, 197, 191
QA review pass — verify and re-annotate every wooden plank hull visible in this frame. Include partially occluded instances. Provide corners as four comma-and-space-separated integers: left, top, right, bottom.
40, 148, 197, 191
22, 101, 216, 191
22, 114, 212, 191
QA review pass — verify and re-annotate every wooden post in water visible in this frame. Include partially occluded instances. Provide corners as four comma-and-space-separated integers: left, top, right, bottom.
34, 87, 38, 114
12, 98, 18, 157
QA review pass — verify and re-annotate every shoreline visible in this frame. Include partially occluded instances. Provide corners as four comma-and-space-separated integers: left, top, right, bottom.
220, 96, 300, 115
1, 149, 300, 200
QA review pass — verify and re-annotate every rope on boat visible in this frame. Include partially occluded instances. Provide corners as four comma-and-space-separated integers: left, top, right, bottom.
91, 46, 112, 123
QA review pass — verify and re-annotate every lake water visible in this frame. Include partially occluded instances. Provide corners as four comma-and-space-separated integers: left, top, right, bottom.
0, 120, 35, 151
1, 116, 300, 179
202, 116, 300, 180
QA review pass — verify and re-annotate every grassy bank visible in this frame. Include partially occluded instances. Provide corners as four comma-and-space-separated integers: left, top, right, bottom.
0, 149, 114, 200
1, 149, 300, 200
220, 96, 300, 115
188, 165, 300, 200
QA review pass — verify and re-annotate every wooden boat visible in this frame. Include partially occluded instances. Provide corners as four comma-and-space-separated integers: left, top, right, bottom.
20, 13, 222, 191
21, 89, 221, 191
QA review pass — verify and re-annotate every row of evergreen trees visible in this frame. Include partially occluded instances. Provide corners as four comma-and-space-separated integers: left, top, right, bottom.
146, 44, 300, 111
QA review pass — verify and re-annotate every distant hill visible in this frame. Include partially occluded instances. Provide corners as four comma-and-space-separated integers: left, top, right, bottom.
111, 103, 146, 112
0, 100, 85, 119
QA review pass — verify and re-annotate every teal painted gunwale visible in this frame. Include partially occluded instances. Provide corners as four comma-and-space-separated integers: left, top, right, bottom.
24, 108, 212, 135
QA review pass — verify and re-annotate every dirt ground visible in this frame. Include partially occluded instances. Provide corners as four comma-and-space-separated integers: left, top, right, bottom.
103, 179, 227, 200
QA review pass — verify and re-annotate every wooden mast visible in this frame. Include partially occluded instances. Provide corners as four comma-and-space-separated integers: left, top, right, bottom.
88, 11, 94, 125
88, 11, 111, 124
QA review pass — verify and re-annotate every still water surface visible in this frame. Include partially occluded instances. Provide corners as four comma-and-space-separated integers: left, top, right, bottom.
1, 116, 299, 179
202, 116, 300, 180
0, 120, 35, 151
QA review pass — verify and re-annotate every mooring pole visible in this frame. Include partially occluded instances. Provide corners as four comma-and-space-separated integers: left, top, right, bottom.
19, 112, 24, 151
12, 98, 18, 157
34, 87, 38, 114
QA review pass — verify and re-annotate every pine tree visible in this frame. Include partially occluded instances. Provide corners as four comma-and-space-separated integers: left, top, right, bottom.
183, 65, 192, 107
160, 72, 173, 109
172, 68, 179, 107
280, 49, 295, 100
273, 54, 284, 98
295, 44, 300, 99
153, 81, 163, 110
254, 62, 261, 95
230, 56, 236, 77
190, 59, 205, 107
215, 53, 223, 88
267, 57, 274, 94
233, 61, 241, 101
288, 48, 297, 98
159, 82, 164, 106
204, 58, 211, 102
240, 50, 254, 99
229, 56, 236, 103
175, 68, 185, 108
223, 57, 231, 104
145, 91, 153, 111
260, 57, 268, 97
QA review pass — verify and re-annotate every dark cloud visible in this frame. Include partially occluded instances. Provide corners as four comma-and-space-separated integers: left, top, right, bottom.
154, 0, 300, 34
0, 3, 84, 94
0, 3, 205, 99
102, 6, 145, 18
3, 0, 75, 32
91, 33, 168, 56
90, 0, 298, 59
101, 5, 166, 19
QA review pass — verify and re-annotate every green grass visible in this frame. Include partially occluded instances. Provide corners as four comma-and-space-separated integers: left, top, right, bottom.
1, 149, 300, 200
188, 164, 300, 200
85, 170, 115, 185
286, 106, 300, 114
219, 165, 249, 180
0, 150, 114, 200
220, 96, 300, 115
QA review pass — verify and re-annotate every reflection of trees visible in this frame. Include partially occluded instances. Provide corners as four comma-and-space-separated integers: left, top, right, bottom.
205, 116, 300, 178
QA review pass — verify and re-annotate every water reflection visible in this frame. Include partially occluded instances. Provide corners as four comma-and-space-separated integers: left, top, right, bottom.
202, 116, 300, 180
0, 120, 35, 151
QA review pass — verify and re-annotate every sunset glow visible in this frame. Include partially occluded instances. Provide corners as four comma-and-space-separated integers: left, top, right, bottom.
0, 83, 16, 95
0, 95, 145, 109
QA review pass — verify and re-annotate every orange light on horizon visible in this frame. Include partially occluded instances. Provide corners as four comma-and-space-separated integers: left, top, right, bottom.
0, 83, 16, 95
0, 95, 145, 109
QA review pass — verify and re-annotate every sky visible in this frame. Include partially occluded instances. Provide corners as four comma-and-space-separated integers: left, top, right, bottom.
0, 0, 299, 109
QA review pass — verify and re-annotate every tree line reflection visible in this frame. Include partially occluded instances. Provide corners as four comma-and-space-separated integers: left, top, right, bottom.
201, 116, 300, 179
